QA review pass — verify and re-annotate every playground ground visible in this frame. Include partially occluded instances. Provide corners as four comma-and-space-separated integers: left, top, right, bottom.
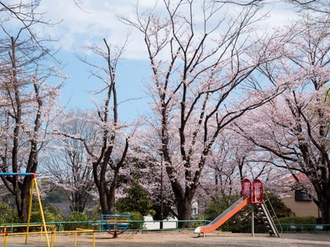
4, 230, 330, 247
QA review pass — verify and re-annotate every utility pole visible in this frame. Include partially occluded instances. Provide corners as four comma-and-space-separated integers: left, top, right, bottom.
160, 152, 164, 230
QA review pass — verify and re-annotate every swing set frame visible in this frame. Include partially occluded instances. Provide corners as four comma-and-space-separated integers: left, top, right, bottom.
0, 172, 50, 247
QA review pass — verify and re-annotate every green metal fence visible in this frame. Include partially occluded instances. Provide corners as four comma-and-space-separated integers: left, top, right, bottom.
2, 221, 329, 233
0, 219, 211, 232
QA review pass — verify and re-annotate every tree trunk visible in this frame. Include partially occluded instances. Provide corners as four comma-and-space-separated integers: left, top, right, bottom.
169, 177, 196, 228
108, 168, 120, 214
93, 160, 121, 215
176, 196, 193, 228
98, 181, 110, 214
318, 197, 330, 225
93, 159, 109, 214
14, 177, 32, 223
19, 191, 29, 223
71, 192, 86, 213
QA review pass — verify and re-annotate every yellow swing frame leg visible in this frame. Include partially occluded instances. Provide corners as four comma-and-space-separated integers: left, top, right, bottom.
25, 174, 51, 247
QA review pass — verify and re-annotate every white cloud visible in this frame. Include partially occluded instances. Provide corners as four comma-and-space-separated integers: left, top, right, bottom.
32, 0, 300, 120
38, 0, 298, 60
39, 0, 146, 59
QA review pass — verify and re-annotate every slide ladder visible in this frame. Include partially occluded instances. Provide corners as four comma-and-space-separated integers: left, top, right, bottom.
256, 195, 282, 237
194, 196, 249, 235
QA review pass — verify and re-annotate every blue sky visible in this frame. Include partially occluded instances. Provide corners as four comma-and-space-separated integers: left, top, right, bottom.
38, 0, 155, 122
59, 51, 151, 122
39, 0, 296, 122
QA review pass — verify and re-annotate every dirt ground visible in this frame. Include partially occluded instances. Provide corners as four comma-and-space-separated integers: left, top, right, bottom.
3, 230, 330, 247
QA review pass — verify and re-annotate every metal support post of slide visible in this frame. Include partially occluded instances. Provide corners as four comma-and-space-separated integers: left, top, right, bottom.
251, 205, 254, 237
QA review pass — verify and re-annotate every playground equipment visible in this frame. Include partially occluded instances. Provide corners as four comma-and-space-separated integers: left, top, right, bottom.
194, 179, 281, 237
100, 214, 130, 238
0, 172, 51, 247
1, 226, 97, 247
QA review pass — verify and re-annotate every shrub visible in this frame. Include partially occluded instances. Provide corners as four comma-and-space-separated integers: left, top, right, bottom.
122, 211, 143, 230
0, 202, 19, 223
116, 182, 154, 216
277, 216, 316, 224
30, 211, 55, 223
277, 216, 317, 232
64, 211, 89, 230
31, 201, 63, 222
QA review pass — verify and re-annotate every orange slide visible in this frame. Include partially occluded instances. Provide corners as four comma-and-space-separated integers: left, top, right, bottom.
194, 197, 250, 234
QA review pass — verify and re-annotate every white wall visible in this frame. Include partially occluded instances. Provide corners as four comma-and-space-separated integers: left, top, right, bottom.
143, 215, 178, 230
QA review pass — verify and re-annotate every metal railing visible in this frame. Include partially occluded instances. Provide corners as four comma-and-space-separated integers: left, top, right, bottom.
2, 220, 328, 233
0, 219, 211, 232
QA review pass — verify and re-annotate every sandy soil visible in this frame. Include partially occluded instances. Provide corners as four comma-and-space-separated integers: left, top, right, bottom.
3, 230, 330, 247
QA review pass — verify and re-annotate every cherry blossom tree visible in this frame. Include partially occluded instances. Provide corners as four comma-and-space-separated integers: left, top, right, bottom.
57, 39, 131, 215
43, 109, 96, 213
195, 129, 282, 211
0, 1, 63, 222
234, 18, 330, 223
288, 0, 330, 14
218, 0, 329, 12
122, 0, 292, 227
127, 135, 177, 220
